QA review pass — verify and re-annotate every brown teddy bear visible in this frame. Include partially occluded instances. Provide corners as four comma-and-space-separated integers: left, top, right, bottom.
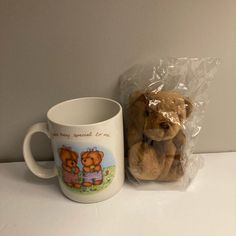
80, 149, 104, 187
59, 146, 81, 188
128, 90, 193, 181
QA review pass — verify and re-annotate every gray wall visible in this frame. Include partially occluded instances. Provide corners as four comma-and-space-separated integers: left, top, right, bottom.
1, 0, 235, 162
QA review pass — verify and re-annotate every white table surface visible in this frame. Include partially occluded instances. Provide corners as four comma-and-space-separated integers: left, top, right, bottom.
0, 152, 236, 236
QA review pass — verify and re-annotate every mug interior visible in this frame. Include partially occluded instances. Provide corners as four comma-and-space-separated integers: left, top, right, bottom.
47, 97, 121, 126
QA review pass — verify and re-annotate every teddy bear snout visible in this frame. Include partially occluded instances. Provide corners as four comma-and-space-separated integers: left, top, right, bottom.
159, 122, 170, 130
67, 159, 76, 167
82, 158, 94, 166
144, 119, 181, 141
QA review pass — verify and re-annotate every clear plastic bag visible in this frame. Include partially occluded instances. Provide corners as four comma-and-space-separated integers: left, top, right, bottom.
120, 58, 220, 190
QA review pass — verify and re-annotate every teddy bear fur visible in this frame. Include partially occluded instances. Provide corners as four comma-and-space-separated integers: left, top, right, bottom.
128, 90, 192, 182
59, 146, 81, 188
80, 150, 104, 187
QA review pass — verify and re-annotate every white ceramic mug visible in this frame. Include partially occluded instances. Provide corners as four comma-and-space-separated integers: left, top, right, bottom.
23, 97, 124, 203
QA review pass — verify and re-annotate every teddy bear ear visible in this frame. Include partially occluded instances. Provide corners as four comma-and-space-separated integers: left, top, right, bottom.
71, 151, 78, 160
184, 97, 193, 118
80, 151, 88, 158
80, 151, 85, 157
58, 148, 67, 162
129, 91, 147, 105
99, 151, 104, 158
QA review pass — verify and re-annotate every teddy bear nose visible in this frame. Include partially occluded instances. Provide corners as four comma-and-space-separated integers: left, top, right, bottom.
160, 122, 170, 130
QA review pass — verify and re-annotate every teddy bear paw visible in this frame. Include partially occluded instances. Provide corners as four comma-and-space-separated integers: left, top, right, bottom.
82, 182, 92, 187
93, 180, 103, 185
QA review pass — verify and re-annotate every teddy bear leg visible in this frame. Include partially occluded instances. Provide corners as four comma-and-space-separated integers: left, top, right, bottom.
93, 170, 103, 185
62, 175, 73, 187
164, 159, 184, 181
82, 172, 94, 187
157, 140, 176, 181
73, 183, 81, 188
128, 142, 163, 180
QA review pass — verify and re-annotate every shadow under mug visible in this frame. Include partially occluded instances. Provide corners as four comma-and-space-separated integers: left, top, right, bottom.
23, 97, 124, 203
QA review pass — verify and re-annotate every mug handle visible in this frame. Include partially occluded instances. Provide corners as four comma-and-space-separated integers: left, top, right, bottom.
23, 122, 57, 178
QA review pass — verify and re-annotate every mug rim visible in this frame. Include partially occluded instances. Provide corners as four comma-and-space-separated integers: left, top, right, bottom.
47, 97, 122, 127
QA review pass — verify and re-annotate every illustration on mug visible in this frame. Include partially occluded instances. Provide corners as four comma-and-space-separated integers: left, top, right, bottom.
59, 146, 81, 188
57, 145, 115, 193
80, 149, 104, 187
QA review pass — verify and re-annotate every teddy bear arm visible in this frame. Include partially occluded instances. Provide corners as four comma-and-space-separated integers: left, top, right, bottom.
164, 160, 184, 181
63, 164, 71, 172
94, 165, 101, 171
172, 129, 186, 164
83, 167, 91, 173
173, 130, 186, 148
74, 167, 79, 174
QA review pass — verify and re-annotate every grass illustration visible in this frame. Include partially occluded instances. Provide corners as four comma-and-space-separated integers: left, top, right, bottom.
58, 166, 115, 194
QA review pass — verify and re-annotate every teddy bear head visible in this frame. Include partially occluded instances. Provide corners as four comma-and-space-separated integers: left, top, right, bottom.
129, 90, 193, 142
80, 150, 104, 167
59, 146, 78, 168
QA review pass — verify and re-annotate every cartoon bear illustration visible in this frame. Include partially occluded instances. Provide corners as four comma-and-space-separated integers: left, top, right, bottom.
81, 149, 104, 187
59, 146, 81, 188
